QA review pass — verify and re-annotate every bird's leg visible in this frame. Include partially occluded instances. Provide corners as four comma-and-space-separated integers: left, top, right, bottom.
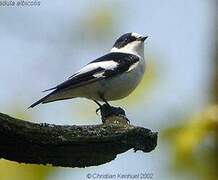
100, 96, 111, 107
94, 100, 102, 107
97, 95, 127, 122
93, 100, 102, 114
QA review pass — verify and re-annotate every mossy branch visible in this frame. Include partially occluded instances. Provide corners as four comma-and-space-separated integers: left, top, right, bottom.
0, 112, 158, 168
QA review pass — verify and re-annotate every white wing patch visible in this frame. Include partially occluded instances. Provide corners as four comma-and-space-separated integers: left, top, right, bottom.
71, 61, 118, 78
93, 72, 105, 78
127, 61, 139, 72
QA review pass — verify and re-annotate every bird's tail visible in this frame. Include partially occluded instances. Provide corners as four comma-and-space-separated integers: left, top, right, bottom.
28, 89, 75, 108
28, 93, 52, 108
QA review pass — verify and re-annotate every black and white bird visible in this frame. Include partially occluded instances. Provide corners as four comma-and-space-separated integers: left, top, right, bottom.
29, 32, 148, 109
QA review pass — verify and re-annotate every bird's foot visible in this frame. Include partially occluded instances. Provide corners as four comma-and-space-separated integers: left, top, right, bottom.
97, 103, 129, 124
96, 108, 101, 114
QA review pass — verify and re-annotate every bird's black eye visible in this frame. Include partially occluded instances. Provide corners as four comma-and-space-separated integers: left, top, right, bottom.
113, 33, 137, 49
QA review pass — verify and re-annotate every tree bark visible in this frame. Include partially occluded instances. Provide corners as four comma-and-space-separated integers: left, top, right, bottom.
0, 112, 157, 168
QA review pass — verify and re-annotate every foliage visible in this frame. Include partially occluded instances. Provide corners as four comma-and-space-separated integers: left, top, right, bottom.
0, 160, 53, 180
163, 105, 218, 180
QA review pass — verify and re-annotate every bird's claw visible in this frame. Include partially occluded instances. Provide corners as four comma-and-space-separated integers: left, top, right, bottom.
96, 107, 101, 115
126, 118, 130, 124
95, 103, 129, 123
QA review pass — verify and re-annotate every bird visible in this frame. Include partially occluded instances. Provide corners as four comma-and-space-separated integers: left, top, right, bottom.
29, 32, 148, 110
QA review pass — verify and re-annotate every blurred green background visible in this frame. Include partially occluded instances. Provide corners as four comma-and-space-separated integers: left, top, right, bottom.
0, 0, 217, 179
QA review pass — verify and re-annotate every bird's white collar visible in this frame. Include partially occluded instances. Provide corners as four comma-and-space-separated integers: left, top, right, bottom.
110, 41, 144, 58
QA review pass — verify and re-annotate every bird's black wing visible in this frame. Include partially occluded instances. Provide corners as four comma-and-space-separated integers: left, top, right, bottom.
45, 52, 140, 92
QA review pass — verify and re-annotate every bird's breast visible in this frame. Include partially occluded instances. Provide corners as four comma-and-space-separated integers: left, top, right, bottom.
100, 58, 146, 101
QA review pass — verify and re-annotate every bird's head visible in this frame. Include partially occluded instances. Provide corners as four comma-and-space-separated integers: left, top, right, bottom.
110, 32, 148, 57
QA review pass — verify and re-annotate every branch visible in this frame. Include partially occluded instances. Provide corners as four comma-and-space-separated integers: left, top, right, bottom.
0, 112, 158, 168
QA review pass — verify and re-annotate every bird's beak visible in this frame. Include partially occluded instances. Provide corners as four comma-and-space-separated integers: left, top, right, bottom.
139, 36, 148, 42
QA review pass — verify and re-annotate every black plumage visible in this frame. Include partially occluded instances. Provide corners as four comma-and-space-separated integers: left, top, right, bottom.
113, 33, 137, 48
55, 52, 139, 90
